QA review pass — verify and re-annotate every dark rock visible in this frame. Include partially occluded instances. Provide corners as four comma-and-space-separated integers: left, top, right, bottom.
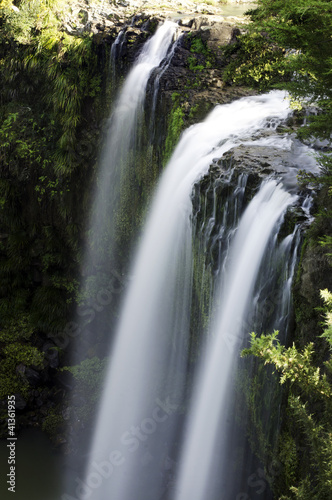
62, 407, 71, 421
43, 342, 60, 369
14, 394, 27, 410
25, 367, 41, 386
16, 363, 26, 381
54, 370, 75, 390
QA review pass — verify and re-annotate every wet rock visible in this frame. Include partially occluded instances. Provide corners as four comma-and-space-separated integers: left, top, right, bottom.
62, 407, 71, 421
25, 367, 41, 386
16, 363, 26, 380
14, 394, 27, 410
42, 341, 59, 369
220, 144, 290, 177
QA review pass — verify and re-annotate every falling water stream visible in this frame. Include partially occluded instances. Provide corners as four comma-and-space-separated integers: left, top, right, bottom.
79, 20, 178, 307
77, 69, 320, 500
66, 19, 179, 497
64, 20, 322, 500
174, 180, 297, 500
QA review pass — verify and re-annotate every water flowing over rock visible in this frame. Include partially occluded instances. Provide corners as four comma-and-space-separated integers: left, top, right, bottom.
76, 82, 318, 500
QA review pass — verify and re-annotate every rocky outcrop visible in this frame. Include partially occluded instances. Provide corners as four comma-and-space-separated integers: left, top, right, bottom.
293, 187, 332, 352
59, 0, 253, 37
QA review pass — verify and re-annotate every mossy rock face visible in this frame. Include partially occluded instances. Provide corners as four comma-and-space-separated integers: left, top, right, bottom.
293, 188, 332, 352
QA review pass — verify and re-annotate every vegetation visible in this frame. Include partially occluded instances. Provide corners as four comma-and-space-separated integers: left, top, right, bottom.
222, 32, 288, 89
246, 0, 332, 139
242, 290, 332, 499
163, 93, 185, 164
61, 356, 107, 422
0, 0, 102, 327
0, 0, 110, 421
0, 316, 44, 399
235, 1, 332, 496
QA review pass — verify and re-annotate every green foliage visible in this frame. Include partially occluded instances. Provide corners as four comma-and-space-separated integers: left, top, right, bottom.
64, 356, 107, 386
187, 55, 205, 72
164, 94, 185, 165
0, 0, 105, 338
62, 356, 108, 422
0, 316, 44, 399
190, 37, 207, 55
186, 34, 215, 74
243, 331, 331, 397
0, 0, 63, 43
242, 290, 332, 499
320, 290, 332, 351
42, 410, 63, 436
0, 1, 101, 176
222, 33, 288, 89
247, 0, 332, 139
278, 432, 298, 489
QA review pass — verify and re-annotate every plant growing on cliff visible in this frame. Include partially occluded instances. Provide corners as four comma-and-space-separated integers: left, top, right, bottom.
247, 0, 332, 139
61, 356, 108, 422
0, 0, 105, 335
0, 316, 44, 400
242, 290, 332, 499
222, 32, 288, 89
163, 93, 184, 165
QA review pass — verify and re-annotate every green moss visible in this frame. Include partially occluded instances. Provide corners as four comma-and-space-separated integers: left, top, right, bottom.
62, 356, 108, 423
42, 409, 63, 436
187, 55, 205, 72
0, 316, 44, 400
186, 34, 216, 76
164, 94, 185, 165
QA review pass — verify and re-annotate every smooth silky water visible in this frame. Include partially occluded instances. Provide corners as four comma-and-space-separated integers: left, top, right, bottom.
77, 88, 318, 500
64, 20, 180, 499
74, 19, 179, 354
0, 20, 318, 500
62, 20, 319, 500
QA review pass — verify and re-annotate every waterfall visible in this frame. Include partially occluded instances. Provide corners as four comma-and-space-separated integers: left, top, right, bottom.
174, 180, 297, 500
65, 19, 179, 494
80, 19, 178, 296
75, 91, 311, 500
71, 20, 178, 364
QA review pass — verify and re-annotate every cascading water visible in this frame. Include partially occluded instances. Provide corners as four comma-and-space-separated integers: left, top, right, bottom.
174, 181, 297, 500
173, 124, 319, 500
77, 90, 317, 500
75, 21, 178, 326
65, 20, 179, 495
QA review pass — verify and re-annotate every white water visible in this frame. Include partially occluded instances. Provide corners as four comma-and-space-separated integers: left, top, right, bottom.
87, 20, 178, 269
67, 20, 179, 497
81, 91, 297, 500
174, 181, 297, 500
